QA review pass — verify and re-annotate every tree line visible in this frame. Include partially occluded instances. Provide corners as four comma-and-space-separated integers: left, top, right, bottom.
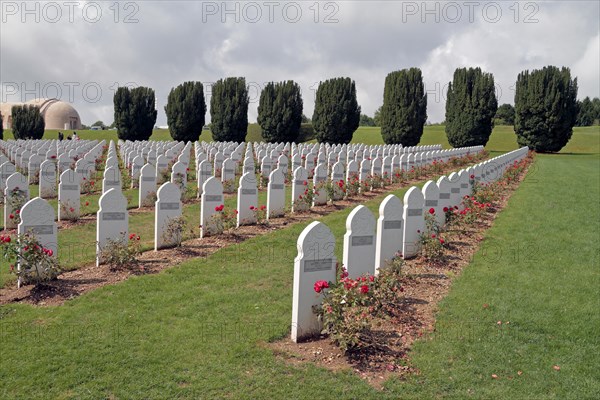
3, 66, 597, 152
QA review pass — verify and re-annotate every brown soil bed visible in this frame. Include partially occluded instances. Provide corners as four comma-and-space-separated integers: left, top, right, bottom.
268, 160, 531, 388
0, 156, 489, 307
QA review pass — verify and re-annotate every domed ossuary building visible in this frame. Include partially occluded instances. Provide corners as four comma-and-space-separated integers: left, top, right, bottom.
0, 98, 82, 130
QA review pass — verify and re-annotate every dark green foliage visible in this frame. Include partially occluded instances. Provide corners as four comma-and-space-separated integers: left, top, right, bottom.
312, 77, 361, 144
445, 67, 497, 147
165, 81, 206, 142
495, 103, 515, 125
373, 106, 382, 126
113, 86, 158, 141
576, 96, 598, 126
257, 81, 303, 143
11, 105, 45, 139
514, 66, 578, 152
210, 77, 249, 142
359, 114, 376, 126
0, 112, 3, 140
381, 68, 427, 145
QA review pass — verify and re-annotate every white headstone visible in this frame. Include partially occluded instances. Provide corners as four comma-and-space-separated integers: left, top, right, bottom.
17, 197, 58, 287
139, 163, 157, 207
375, 194, 404, 273
236, 172, 258, 227
422, 180, 441, 228
58, 169, 80, 221
267, 168, 286, 219
200, 177, 224, 238
312, 163, 328, 206
102, 166, 122, 194
291, 221, 337, 343
402, 186, 425, 259
197, 160, 212, 197
154, 182, 182, 250
4, 172, 29, 229
96, 188, 128, 266
38, 160, 57, 198
291, 167, 309, 213
343, 205, 377, 278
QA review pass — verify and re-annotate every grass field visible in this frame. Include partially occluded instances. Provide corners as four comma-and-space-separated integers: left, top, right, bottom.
0, 126, 598, 398
4, 124, 598, 154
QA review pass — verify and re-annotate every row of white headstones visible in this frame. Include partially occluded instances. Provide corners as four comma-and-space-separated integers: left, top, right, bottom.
0, 136, 480, 233
2, 139, 482, 287
290, 146, 530, 342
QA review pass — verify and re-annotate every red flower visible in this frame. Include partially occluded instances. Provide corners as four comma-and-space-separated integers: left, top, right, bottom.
215, 206, 220, 212
443, 207, 449, 212
260, 205, 266, 211
439, 238, 445, 244
129, 233, 136, 240
340, 268, 349, 279
8, 214, 14, 219
46, 249, 53, 257
136, 235, 140, 241
303, 181, 308, 186
85, 201, 89, 206
298, 195, 302, 200
69, 207, 75, 212
250, 206, 255, 210
16, 210, 20, 215
429, 208, 435, 215
360, 285, 369, 294
23, 246, 29, 252
314, 280, 329, 293
431, 234, 436, 238
470, 174, 475, 179
369, 275, 375, 282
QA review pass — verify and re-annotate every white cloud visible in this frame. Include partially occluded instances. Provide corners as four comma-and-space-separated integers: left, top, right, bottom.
0, 1, 598, 125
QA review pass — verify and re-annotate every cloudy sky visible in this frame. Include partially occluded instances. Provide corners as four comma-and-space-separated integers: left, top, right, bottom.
1, 1, 598, 126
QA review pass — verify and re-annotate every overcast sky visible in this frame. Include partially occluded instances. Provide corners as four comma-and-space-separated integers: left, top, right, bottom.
1, 1, 598, 126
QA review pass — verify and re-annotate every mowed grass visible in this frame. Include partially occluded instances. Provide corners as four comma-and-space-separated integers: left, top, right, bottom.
0, 126, 598, 398
3, 125, 597, 154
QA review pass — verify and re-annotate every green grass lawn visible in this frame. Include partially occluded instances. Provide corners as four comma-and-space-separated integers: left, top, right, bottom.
0, 126, 598, 398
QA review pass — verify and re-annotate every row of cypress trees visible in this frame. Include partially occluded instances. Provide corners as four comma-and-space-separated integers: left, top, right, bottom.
2, 66, 580, 152
381, 66, 579, 152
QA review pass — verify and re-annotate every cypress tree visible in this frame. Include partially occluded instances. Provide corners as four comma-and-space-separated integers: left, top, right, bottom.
11, 105, 45, 139
165, 81, 206, 142
257, 81, 303, 143
381, 68, 427, 145
312, 77, 361, 144
576, 96, 595, 126
445, 67, 497, 148
210, 77, 249, 142
113, 86, 157, 141
0, 112, 3, 140
514, 66, 578, 152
